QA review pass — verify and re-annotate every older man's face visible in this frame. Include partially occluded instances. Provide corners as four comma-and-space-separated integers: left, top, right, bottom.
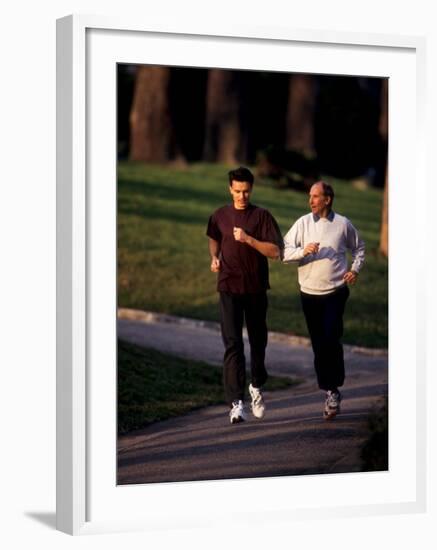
309, 183, 331, 217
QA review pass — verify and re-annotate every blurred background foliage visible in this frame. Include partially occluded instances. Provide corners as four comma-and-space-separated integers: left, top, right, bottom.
118, 65, 388, 189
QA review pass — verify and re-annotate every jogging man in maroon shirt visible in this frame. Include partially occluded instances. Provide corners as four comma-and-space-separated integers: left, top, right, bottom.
206, 167, 283, 424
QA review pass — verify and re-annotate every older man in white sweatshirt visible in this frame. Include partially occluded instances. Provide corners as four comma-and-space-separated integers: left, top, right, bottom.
283, 181, 365, 420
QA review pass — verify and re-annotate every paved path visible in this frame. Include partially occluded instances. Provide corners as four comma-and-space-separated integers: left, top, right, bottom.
117, 309, 388, 485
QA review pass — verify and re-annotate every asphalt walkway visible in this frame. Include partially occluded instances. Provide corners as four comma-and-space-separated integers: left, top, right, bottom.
117, 308, 388, 485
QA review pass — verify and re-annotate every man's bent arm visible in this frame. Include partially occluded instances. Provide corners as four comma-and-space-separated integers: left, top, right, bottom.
208, 237, 221, 261
346, 221, 365, 273
245, 236, 280, 259
282, 221, 305, 262
208, 238, 221, 272
233, 227, 280, 259
208, 237, 220, 257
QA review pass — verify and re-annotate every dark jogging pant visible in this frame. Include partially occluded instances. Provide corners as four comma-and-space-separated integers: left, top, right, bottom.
219, 291, 269, 406
300, 285, 350, 392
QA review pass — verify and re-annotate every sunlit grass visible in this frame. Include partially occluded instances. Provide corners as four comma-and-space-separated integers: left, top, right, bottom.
117, 162, 387, 348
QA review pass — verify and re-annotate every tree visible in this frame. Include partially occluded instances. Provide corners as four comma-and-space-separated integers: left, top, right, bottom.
286, 74, 317, 156
380, 171, 389, 256
203, 69, 247, 164
379, 79, 389, 256
129, 66, 181, 162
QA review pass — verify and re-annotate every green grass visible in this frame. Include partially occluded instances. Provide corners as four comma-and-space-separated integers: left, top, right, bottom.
118, 162, 388, 348
118, 339, 299, 434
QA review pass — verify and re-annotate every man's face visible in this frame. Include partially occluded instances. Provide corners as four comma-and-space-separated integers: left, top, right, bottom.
309, 183, 331, 217
229, 180, 252, 210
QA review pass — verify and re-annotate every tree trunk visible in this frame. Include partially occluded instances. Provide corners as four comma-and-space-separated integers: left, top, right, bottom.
203, 69, 246, 165
379, 78, 388, 141
379, 170, 388, 256
129, 66, 177, 162
379, 79, 389, 256
286, 74, 317, 155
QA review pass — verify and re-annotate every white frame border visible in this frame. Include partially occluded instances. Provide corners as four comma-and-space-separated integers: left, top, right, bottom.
56, 14, 427, 536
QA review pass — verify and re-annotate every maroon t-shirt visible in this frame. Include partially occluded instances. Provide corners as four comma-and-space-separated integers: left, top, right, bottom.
206, 203, 283, 294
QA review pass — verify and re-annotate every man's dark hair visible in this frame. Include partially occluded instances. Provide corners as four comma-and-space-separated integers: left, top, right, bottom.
228, 166, 254, 187
316, 180, 334, 205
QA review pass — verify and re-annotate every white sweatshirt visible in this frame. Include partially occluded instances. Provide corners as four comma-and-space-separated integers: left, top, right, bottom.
283, 211, 365, 295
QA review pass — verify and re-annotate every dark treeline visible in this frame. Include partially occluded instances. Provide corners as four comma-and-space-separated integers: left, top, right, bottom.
117, 64, 388, 188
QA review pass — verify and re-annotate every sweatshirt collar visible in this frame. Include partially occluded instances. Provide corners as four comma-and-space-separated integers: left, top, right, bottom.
313, 210, 335, 222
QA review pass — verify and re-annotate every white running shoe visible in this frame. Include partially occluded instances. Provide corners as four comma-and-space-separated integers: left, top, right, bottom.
249, 383, 266, 419
324, 390, 342, 420
229, 400, 247, 424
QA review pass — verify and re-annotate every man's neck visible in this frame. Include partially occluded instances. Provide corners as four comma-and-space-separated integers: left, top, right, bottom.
319, 207, 332, 219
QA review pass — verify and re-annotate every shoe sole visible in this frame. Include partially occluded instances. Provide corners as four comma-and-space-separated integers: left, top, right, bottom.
251, 407, 265, 419
323, 407, 340, 421
249, 385, 266, 419
230, 416, 245, 424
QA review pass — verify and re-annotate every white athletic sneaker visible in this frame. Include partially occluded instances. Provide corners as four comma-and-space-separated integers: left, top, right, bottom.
229, 400, 247, 424
324, 390, 342, 420
249, 383, 266, 419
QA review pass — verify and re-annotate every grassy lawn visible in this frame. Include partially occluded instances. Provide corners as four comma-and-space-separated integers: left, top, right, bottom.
118, 162, 388, 348
118, 340, 300, 434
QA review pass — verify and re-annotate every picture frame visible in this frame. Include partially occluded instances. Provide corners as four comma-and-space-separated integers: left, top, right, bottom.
56, 14, 427, 535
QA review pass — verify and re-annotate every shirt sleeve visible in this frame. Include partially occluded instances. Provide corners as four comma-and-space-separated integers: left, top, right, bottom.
346, 220, 365, 273
259, 211, 284, 251
282, 219, 305, 262
206, 212, 221, 242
